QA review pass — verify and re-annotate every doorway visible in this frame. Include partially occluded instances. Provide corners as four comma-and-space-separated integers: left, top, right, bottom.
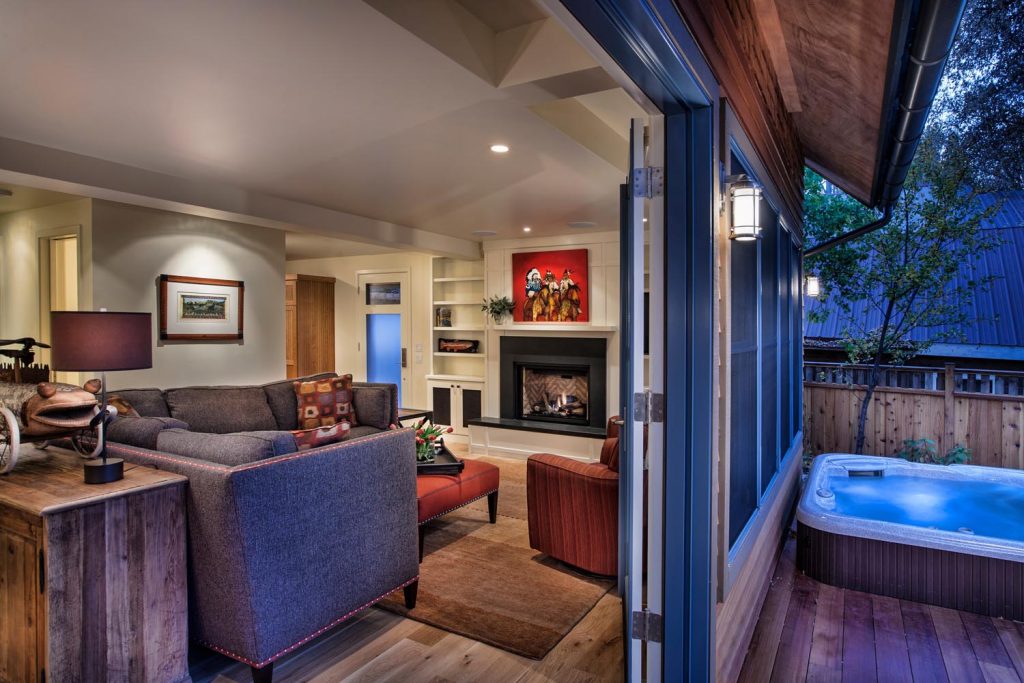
38, 231, 80, 383
358, 271, 410, 407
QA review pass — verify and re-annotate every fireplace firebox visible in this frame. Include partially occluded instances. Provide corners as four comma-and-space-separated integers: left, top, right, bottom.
500, 337, 606, 430
518, 363, 590, 425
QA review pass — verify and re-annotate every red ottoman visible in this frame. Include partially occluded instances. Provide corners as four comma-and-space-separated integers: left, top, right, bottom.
416, 459, 500, 560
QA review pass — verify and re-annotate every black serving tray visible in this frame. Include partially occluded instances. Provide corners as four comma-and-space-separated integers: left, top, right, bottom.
416, 444, 465, 476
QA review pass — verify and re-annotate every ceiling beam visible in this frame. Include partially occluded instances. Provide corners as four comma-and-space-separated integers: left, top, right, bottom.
0, 137, 482, 260
751, 0, 802, 112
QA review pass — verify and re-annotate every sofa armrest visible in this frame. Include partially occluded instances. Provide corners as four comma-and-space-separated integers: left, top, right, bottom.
214, 429, 418, 663
107, 415, 189, 449
107, 429, 419, 666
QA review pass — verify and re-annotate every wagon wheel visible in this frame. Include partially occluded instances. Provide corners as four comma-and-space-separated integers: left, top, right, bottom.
0, 407, 20, 474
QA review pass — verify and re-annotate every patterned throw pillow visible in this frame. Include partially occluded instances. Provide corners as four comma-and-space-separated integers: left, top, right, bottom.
291, 422, 351, 451
294, 374, 358, 429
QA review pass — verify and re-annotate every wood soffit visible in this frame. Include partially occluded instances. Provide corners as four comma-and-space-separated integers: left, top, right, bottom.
674, 0, 899, 210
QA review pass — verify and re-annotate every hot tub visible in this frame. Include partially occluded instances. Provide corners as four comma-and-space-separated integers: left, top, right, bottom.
797, 453, 1024, 619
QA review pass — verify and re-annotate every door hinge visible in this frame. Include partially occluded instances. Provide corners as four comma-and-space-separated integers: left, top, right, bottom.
38, 550, 45, 593
631, 166, 664, 199
633, 390, 664, 424
631, 609, 664, 643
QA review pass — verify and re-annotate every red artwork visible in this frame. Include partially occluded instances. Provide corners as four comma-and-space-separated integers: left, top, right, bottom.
512, 249, 589, 322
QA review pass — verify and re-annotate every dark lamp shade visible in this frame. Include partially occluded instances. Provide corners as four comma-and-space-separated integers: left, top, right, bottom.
50, 311, 153, 371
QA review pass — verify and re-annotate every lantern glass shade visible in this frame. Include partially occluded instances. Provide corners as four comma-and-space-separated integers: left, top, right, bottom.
805, 276, 821, 298
730, 180, 762, 241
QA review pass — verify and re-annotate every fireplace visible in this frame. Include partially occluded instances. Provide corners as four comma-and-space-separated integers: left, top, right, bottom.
518, 363, 590, 425
500, 337, 606, 430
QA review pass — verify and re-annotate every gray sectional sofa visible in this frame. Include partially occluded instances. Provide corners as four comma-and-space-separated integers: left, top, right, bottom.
104, 374, 417, 683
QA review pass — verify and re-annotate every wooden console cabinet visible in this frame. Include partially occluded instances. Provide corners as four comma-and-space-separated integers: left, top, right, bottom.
0, 448, 190, 683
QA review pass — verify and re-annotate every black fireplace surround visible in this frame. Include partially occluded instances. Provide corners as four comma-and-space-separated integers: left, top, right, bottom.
499, 336, 607, 430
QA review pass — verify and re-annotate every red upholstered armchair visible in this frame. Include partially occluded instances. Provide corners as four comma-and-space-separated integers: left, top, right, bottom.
526, 418, 623, 577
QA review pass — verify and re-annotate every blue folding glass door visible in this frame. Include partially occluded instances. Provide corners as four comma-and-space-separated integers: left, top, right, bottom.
358, 272, 410, 408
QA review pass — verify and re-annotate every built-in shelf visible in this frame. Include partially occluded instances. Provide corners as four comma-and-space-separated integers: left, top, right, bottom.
434, 300, 479, 306
433, 325, 484, 332
426, 373, 484, 382
433, 276, 484, 283
433, 352, 486, 358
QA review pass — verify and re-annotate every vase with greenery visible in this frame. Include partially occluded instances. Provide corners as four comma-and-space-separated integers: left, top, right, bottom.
414, 419, 453, 463
481, 295, 515, 325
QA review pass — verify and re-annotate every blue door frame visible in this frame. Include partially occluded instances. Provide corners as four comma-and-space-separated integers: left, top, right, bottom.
559, 1, 718, 680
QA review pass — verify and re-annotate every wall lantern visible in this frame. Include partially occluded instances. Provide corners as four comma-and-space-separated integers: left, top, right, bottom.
805, 275, 821, 298
728, 175, 762, 241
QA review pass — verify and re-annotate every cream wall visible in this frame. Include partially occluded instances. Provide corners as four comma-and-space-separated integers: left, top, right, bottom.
286, 252, 435, 410
0, 198, 93, 341
90, 200, 286, 389
482, 231, 621, 419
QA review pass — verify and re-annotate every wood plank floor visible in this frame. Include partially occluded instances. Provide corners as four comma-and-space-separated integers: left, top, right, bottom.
191, 445, 624, 682
191, 592, 623, 683
740, 536, 1024, 683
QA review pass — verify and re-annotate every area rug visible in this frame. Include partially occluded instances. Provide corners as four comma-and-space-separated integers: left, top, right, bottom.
380, 456, 614, 659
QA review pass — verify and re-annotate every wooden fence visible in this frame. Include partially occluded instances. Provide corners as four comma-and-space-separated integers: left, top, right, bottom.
803, 363, 1024, 469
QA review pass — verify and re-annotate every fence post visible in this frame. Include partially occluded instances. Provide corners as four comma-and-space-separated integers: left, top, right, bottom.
944, 362, 956, 453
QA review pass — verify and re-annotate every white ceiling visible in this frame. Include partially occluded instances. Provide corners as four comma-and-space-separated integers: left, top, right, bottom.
0, 0, 644, 248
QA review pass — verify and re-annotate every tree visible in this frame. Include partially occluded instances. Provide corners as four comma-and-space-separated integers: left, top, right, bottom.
933, 0, 1024, 189
804, 132, 1000, 454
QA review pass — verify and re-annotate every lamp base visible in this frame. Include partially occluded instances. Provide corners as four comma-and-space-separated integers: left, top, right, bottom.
83, 458, 124, 485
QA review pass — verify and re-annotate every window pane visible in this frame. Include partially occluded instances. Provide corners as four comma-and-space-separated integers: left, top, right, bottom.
729, 233, 759, 547
779, 233, 792, 453
365, 282, 401, 305
792, 245, 803, 440
760, 206, 779, 496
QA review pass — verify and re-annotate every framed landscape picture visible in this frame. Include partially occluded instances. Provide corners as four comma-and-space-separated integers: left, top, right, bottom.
159, 274, 244, 340
511, 248, 589, 323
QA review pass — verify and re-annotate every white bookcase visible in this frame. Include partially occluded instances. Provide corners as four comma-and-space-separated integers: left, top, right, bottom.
428, 257, 485, 437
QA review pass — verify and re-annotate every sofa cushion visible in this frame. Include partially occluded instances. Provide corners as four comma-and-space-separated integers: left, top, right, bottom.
107, 416, 189, 450
291, 422, 351, 451
110, 388, 169, 417
353, 382, 399, 427
347, 425, 385, 441
353, 387, 391, 430
295, 374, 356, 429
156, 428, 297, 466
262, 373, 336, 431
165, 386, 277, 434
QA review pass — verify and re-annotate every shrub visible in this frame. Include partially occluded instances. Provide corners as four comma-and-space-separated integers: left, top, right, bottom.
896, 438, 971, 466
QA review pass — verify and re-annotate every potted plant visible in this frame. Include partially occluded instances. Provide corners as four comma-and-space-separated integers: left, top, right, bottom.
414, 419, 454, 463
481, 295, 514, 325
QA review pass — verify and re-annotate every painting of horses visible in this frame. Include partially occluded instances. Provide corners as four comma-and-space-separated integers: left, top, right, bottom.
511, 249, 589, 323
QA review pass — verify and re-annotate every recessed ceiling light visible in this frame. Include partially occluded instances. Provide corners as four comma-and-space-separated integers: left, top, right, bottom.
490, 144, 510, 154
522, 226, 532, 233
643, 217, 648, 223
567, 220, 596, 229
472, 230, 497, 237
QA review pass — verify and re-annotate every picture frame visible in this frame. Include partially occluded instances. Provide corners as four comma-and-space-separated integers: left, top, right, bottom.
512, 248, 589, 323
159, 274, 244, 340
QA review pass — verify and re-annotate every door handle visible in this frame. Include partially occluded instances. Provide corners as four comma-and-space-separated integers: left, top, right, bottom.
401, 348, 407, 368
611, 417, 625, 426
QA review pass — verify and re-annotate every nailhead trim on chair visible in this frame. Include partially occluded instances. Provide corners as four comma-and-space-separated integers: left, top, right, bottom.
196, 575, 420, 668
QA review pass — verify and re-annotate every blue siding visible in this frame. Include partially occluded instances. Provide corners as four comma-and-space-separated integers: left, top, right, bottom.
805, 191, 1024, 349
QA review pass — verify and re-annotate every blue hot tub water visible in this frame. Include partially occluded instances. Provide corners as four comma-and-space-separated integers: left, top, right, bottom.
828, 473, 1024, 542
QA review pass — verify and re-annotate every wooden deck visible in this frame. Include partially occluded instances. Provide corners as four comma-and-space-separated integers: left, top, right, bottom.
740, 537, 1024, 682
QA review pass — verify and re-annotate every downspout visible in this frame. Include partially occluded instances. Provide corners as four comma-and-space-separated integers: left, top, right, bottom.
804, 0, 966, 257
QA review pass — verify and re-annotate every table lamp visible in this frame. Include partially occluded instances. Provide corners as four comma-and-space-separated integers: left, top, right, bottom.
50, 310, 152, 484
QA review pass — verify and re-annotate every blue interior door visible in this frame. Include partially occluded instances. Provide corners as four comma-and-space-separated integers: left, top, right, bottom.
366, 313, 402, 407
